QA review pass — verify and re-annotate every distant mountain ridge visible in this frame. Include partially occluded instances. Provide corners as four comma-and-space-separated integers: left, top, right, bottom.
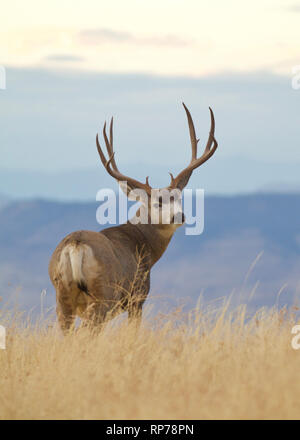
0, 193, 10, 209
0, 194, 299, 315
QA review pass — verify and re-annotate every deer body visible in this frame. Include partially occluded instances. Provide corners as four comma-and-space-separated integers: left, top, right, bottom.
49, 220, 175, 331
49, 103, 218, 332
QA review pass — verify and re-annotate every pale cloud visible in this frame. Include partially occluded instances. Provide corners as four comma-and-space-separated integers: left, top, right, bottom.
78, 28, 191, 47
1, 1, 300, 76
142, 35, 190, 47
286, 3, 300, 12
45, 54, 85, 62
79, 28, 132, 44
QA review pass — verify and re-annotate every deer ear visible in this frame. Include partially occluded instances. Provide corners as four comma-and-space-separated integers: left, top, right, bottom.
118, 180, 135, 198
119, 181, 149, 205
118, 181, 141, 202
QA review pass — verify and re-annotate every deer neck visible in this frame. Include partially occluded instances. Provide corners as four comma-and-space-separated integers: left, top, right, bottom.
128, 206, 177, 266
134, 223, 175, 266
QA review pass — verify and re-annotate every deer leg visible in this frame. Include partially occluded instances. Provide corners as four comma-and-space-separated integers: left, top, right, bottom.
128, 300, 144, 327
56, 289, 75, 334
127, 277, 149, 327
81, 301, 108, 332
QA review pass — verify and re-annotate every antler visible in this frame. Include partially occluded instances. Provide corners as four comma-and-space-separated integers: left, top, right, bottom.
169, 103, 218, 190
96, 118, 152, 194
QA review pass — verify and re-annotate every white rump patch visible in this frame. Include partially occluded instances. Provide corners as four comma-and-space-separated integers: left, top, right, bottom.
59, 243, 98, 288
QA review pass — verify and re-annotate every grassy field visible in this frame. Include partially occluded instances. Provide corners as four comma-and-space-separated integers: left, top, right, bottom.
0, 299, 300, 420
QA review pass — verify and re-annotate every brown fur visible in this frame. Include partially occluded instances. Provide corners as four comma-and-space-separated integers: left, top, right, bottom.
49, 221, 175, 332
49, 103, 217, 332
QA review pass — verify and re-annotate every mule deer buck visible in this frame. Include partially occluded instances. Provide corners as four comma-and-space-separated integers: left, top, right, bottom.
49, 103, 218, 332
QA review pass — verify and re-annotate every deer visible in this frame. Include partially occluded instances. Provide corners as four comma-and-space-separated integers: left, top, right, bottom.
49, 103, 218, 333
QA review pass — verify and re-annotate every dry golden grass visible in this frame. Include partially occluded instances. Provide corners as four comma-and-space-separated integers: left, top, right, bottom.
0, 299, 300, 420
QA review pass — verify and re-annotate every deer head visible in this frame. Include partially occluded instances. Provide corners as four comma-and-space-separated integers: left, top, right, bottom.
96, 103, 218, 230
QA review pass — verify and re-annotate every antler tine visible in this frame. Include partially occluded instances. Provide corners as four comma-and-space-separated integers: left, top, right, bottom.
109, 117, 113, 154
96, 119, 152, 194
96, 132, 125, 180
103, 118, 119, 172
187, 106, 218, 168
169, 105, 218, 190
204, 107, 216, 154
96, 133, 110, 169
182, 102, 199, 160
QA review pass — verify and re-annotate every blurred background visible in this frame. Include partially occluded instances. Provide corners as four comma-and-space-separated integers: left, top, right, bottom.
0, 0, 299, 315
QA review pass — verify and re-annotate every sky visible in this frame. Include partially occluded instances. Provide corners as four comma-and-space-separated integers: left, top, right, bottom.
0, 0, 300, 199
1, 0, 300, 76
